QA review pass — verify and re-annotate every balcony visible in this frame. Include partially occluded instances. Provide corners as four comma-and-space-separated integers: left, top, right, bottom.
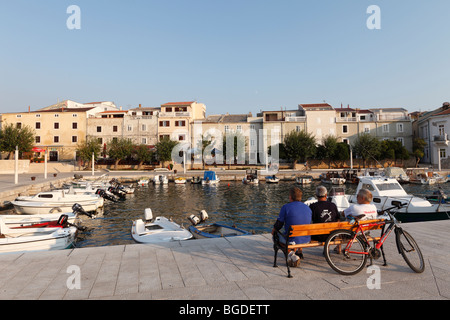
434, 134, 449, 146
159, 112, 191, 117
285, 116, 306, 122
336, 117, 357, 122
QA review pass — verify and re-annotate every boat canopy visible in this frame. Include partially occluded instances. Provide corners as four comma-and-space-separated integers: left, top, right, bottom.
357, 176, 408, 197
203, 171, 217, 181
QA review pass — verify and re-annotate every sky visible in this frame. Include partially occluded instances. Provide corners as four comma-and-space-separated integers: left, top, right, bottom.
1, 0, 450, 116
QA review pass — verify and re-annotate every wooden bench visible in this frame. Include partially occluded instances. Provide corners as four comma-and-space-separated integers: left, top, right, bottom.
272, 219, 385, 278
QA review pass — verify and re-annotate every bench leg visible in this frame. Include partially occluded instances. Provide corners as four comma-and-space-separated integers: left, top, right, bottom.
273, 244, 279, 268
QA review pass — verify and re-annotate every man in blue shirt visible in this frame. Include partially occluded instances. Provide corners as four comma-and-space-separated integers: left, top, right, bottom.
272, 187, 312, 266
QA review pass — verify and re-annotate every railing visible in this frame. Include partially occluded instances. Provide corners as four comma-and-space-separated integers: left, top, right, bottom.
336, 117, 357, 122
434, 134, 449, 142
285, 116, 306, 122
159, 112, 191, 117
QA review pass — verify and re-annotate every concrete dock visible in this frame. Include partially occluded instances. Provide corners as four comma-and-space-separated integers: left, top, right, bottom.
0, 171, 448, 302
0, 219, 448, 300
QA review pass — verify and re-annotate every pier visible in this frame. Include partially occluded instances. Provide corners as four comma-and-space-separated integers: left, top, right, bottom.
0, 171, 448, 301
0, 219, 448, 300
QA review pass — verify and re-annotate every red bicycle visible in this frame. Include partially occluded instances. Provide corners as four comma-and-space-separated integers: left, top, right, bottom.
324, 203, 425, 276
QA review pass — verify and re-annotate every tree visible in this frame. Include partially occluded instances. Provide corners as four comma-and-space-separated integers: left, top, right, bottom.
107, 138, 134, 169
283, 130, 316, 167
320, 135, 339, 168
76, 137, 102, 168
413, 138, 427, 168
352, 133, 380, 167
222, 132, 246, 166
155, 137, 179, 168
0, 123, 35, 159
379, 140, 410, 165
134, 145, 154, 170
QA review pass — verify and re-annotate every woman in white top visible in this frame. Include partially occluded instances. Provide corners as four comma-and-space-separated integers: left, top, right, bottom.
344, 188, 378, 221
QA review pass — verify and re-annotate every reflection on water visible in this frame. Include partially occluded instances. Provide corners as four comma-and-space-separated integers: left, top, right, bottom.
75, 181, 450, 248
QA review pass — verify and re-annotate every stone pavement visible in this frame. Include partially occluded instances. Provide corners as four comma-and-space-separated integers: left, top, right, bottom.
0, 219, 448, 301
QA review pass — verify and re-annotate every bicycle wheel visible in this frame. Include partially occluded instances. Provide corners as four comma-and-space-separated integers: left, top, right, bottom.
324, 230, 368, 276
396, 229, 425, 273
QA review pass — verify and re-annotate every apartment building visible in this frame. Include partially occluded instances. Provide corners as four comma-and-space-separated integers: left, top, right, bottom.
300, 103, 337, 143
335, 107, 413, 151
157, 101, 206, 143
1, 100, 119, 161
414, 102, 450, 167
87, 105, 159, 147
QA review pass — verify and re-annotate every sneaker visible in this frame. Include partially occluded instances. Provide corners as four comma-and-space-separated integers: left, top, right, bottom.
288, 251, 300, 267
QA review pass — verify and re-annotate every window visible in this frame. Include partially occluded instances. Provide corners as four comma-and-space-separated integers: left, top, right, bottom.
175, 120, 186, 127
396, 137, 404, 146
382, 124, 389, 133
72, 122, 78, 129
72, 136, 78, 143
225, 125, 230, 133
72, 114, 78, 117
54, 136, 59, 143
159, 135, 170, 140
397, 123, 404, 133
364, 125, 370, 133
141, 124, 147, 131
16, 123, 22, 129
342, 125, 348, 134
35, 136, 41, 143
35, 114, 41, 118
165, 107, 172, 112
439, 125, 445, 136
127, 125, 133, 131
16, 114, 22, 118
142, 138, 147, 144
440, 149, 446, 158
296, 126, 301, 132
36, 122, 41, 129
159, 121, 170, 127
236, 125, 242, 132
54, 122, 59, 129
178, 135, 185, 141
113, 125, 118, 132
96, 126, 102, 133
54, 114, 59, 118
343, 139, 349, 144
97, 138, 103, 144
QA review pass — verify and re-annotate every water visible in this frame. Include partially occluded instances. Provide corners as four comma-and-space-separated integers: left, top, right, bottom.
74, 181, 450, 248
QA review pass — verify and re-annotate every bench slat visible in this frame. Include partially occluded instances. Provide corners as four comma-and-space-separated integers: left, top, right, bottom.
288, 219, 384, 237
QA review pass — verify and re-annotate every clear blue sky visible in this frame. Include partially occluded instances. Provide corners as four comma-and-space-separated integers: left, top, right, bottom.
1, 0, 449, 115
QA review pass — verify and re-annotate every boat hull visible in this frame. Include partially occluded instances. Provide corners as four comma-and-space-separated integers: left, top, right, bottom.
188, 223, 251, 239
11, 199, 103, 215
0, 227, 77, 254
131, 217, 192, 243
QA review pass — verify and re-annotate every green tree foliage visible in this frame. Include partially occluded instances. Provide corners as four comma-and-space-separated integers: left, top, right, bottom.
352, 133, 381, 167
0, 123, 35, 159
134, 145, 154, 169
222, 132, 246, 165
76, 136, 102, 168
283, 130, 317, 165
107, 138, 134, 169
412, 138, 427, 167
155, 137, 179, 167
379, 140, 410, 164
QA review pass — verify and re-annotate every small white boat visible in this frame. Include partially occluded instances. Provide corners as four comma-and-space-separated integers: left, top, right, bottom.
242, 169, 258, 184
0, 216, 77, 254
266, 175, 280, 183
11, 190, 104, 215
131, 209, 193, 243
153, 175, 169, 185
202, 171, 220, 185
137, 178, 150, 186
174, 177, 187, 184
320, 171, 346, 185
191, 176, 202, 184
296, 175, 312, 185
187, 210, 251, 239
0, 212, 78, 228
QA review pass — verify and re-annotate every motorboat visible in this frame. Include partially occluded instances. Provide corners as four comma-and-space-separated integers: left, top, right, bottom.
109, 178, 135, 194
174, 177, 187, 184
0, 203, 91, 229
432, 172, 448, 184
265, 175, 280, 183
242, 169, 258, 184
342, 169, 361, 184
191, 176, 202, 184
296, 175, 313, 185
350, 176, 450, 222
11, 190, 104, 215
202, 171, 220, 185
137, 178, 150, 186
320, 171, 346, 185
409, 171, 436, 185
0, 215, 77, 254
304, 187, 350, 213
131, 208, 193, 243
384, 167, 409, 184
187, 210, 251, 239
153, 175, 169, 185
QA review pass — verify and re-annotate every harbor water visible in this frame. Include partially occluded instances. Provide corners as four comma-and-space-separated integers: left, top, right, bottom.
72, 181, 450, 249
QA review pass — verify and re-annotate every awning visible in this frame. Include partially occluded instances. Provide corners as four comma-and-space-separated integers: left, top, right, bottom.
32, 147, 46, 153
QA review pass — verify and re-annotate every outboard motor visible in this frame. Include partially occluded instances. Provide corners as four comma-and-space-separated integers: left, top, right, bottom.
72, 203, 93, 218
199, 210, 209, 223
188, 214, 200, 226
144, 208, 153, 222
96, 189, 118, 202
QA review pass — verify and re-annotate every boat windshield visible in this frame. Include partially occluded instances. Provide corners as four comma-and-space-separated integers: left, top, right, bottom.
374, 182, 403, 191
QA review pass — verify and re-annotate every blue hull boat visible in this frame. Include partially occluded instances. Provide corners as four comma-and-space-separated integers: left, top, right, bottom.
188, 223, 251, 239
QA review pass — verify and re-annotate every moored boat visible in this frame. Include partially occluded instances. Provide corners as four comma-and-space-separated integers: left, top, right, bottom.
131, 208, 192, 243
296, 175, 313, 185
202, 171, 220, 185
265, 175, 280, 183
187, 210, 251, 239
